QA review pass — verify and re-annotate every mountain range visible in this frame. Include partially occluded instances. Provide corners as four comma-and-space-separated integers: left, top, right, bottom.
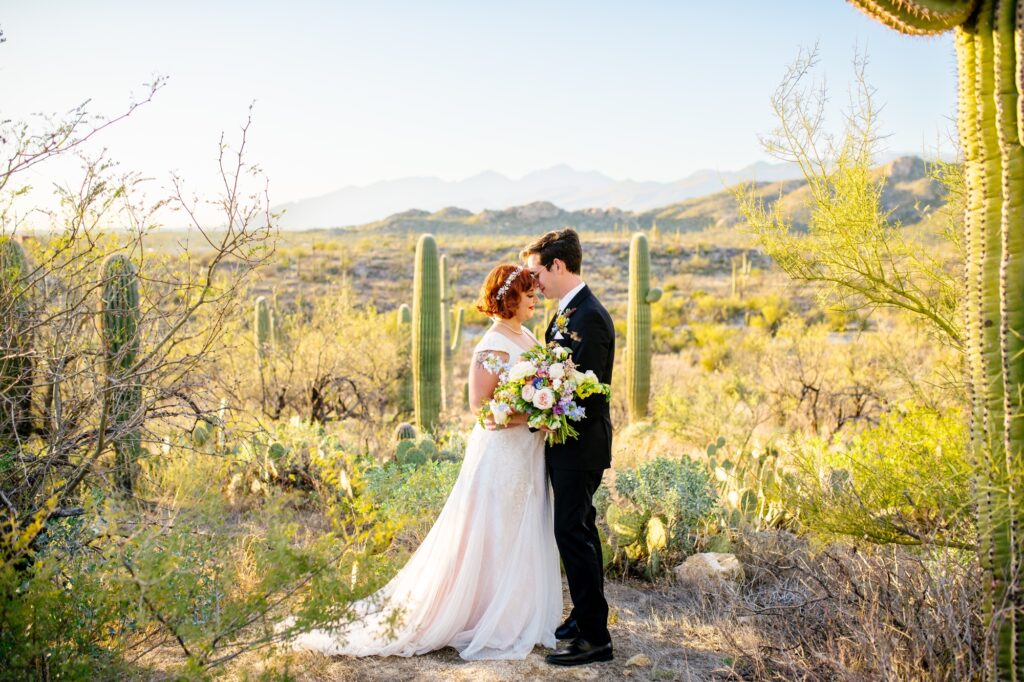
319, 155, 947, 237
274, 161, 809, 229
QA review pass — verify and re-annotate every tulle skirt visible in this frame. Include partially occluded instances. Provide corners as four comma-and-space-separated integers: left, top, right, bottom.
288, 423, 562, 660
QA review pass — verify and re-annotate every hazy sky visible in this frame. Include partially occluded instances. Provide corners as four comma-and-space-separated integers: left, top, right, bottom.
2, 1, 956, 212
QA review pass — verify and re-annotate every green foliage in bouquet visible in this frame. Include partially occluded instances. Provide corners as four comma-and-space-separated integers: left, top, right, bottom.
604, 457, 716, 579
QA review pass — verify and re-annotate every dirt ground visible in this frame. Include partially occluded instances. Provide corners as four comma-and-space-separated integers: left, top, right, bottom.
231, 578, 748, 682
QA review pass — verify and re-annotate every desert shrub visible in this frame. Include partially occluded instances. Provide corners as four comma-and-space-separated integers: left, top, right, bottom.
221, 286, 410, 434
780, 402, 972, 548
732, 531, 981, 680
653, 369, 771, 452
362, 459, 461, 551
604, 456, 717, 578
0, 539, 133, 681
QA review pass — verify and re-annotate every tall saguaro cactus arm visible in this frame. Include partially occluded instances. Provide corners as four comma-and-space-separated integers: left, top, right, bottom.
845, 1, 1021, 676
846, 0, 975, 34
100, 254, 142, 495
412, 234, 442, 431
625, 233, 661, 422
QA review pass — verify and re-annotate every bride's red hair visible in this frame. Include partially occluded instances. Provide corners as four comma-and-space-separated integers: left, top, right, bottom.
476, 264, 535, 319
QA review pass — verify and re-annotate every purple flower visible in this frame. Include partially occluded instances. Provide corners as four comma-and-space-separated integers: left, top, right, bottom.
553, 404, 565, 416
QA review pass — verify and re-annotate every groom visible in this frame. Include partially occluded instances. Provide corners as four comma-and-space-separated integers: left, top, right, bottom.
522, 228, 614, 666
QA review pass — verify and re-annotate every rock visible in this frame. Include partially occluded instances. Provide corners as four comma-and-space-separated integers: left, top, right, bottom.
673, 552, 744, 585
625, 654, 652, 667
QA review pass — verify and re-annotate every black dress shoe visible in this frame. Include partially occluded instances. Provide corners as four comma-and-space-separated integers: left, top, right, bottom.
554, 618, 580, 640
545, 638, 614, 666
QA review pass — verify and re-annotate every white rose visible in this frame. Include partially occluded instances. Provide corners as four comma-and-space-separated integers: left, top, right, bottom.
508, 361, 536, 381
521, 383, 537, 401
489, 400, 512, 425
552, 378, 563, 391
532, 388, 555, 410
548, 363, 565, 380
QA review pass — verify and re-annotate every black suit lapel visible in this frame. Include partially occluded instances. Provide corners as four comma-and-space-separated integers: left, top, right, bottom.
563, 285, 592, 314
546, 285, 592, 344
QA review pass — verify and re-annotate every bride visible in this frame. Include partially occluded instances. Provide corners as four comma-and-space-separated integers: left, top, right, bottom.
287, 263, 562, 660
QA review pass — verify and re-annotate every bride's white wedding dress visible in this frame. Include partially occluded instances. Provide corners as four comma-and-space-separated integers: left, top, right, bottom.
288, 327, 562, 660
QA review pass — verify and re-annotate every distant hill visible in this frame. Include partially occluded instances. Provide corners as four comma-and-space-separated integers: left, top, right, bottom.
337, 156, 947, 236
274, 161, 806, 229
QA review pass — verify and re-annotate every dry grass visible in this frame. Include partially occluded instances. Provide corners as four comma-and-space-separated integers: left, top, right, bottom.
120, 527, 980, 681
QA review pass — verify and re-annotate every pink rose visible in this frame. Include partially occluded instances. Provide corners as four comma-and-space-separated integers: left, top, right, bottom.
521, 383, 537, 401
532, 388, 555, 410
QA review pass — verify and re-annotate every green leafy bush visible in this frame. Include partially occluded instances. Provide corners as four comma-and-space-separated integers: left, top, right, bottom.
781, 402, 971, 548
362, 459, 461, 550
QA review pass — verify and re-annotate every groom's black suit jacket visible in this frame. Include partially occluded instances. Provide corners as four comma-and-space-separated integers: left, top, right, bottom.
545, 285, 615, 471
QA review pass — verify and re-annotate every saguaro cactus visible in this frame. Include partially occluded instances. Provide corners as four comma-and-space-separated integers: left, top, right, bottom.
255, 296, 271, 365
254, 296, 272, 412
0, 238, 33, 450
845, 1, 1021, 676
412, 234, 442, 431
397, 303, 411, 325
100, 254, 142, 494
625, 233, 661, 422
439, 255, 464, 409
730, 251, 752, 299
395, 303, 414, 414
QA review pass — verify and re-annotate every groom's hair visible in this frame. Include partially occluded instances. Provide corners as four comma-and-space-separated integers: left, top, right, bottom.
520, 228, 582, 274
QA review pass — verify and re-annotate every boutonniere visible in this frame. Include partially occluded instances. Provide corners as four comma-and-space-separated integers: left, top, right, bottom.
552, 307, 581, 342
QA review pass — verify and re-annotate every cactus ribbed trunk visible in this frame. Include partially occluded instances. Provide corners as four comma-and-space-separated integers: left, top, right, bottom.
100, 254, 142, 495
847, 0, 1021, 676
413, 235, 442, 431
396, 303, 414, 414
625, 233, 661, 422
0, 238, 33, 451
439, 255, 463, 411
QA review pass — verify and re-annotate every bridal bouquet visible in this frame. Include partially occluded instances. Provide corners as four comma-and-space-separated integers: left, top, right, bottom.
478, 343, 611, 445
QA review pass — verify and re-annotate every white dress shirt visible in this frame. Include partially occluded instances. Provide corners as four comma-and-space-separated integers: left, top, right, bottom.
557, 281, 586, 314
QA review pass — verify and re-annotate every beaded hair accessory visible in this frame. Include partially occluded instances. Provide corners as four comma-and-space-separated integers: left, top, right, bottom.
495, 266, 525, 300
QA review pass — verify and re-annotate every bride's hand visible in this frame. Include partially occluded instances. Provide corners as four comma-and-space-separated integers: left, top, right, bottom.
482, 412, 528, 430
